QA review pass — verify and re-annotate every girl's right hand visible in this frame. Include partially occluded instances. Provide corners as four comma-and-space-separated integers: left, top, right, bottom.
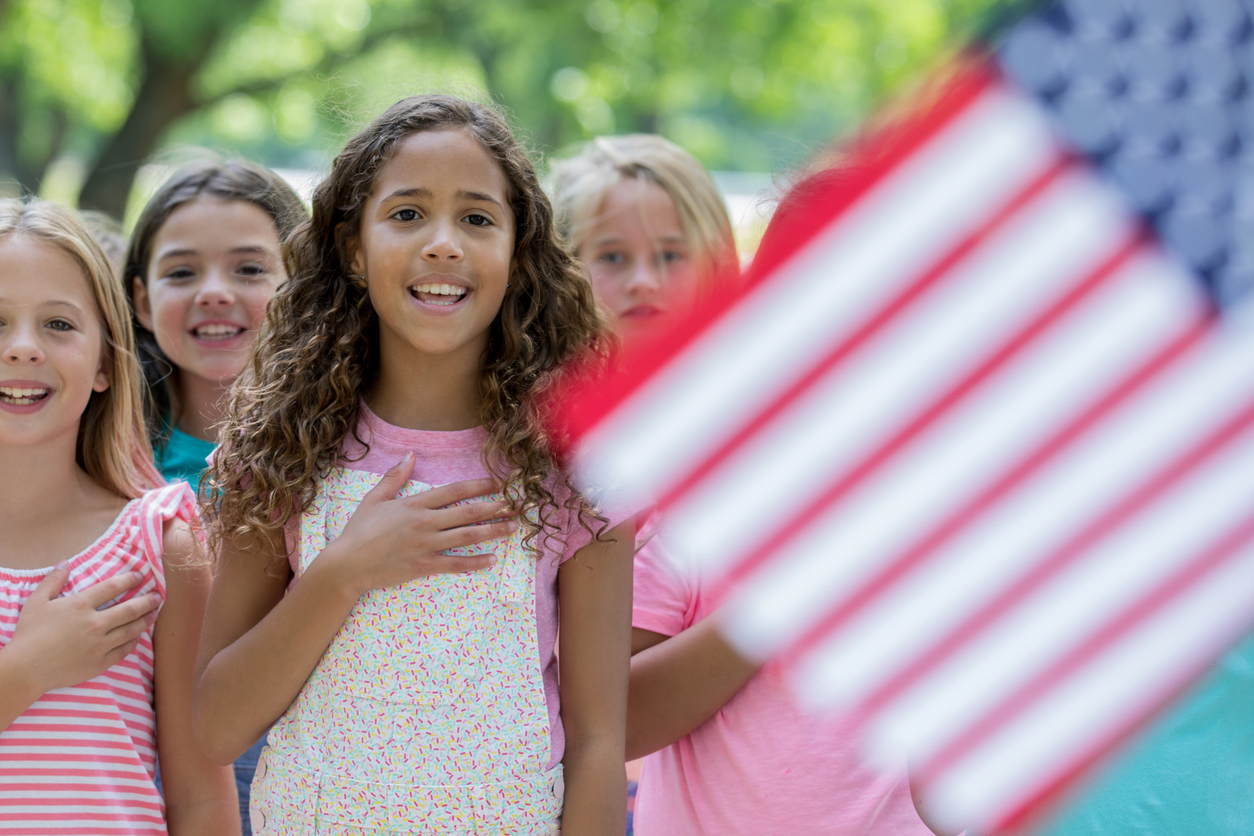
7, 565, 160, 695
319, 452, 517, 597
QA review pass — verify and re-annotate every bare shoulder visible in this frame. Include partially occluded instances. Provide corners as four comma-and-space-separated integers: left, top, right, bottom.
161, 518, 208, 576
564, 517, 636, 564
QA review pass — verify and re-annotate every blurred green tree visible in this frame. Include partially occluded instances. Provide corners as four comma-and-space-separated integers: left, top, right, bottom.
0, 0, 1004, 219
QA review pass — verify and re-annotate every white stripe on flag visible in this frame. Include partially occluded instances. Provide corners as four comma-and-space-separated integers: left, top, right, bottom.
747, 313, 1254, 690
871, 422, 1254, 763
723, 251, 1207, 663
573, 88, 1059, 512
662, 170, 1135, 574
914, 538, 1254, 833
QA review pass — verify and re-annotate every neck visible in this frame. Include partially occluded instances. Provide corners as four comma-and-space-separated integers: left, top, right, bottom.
0, 432, 99, 521
369, 338, 484, 431
175, 372, 231, 442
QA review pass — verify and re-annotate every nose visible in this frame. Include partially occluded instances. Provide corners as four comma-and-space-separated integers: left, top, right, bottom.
422, 218, 464, 262
195, 268, 237, 308
624, 258, 663, 297
3, 321, 45, 365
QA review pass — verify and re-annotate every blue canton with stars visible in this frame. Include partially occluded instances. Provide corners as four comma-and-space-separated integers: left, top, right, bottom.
997, 0, 1254, 306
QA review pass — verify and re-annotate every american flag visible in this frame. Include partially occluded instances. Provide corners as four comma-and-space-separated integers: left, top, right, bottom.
555, 1, 1254, 832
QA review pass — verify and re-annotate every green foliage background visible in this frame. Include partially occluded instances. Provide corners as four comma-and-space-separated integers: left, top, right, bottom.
0, 0, 1006, 220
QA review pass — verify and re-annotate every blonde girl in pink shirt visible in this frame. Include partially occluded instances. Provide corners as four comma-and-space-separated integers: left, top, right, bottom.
0, 198, 238, 834
552, 143, 938, 834
193, 95, 634, 835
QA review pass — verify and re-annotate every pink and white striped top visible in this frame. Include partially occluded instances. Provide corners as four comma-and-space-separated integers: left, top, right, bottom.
0, 482, 196, 836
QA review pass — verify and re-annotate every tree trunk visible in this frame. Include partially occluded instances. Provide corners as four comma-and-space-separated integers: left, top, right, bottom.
77, 37, 209, 220
0, 75, 24, 195
14, 107, 68, 194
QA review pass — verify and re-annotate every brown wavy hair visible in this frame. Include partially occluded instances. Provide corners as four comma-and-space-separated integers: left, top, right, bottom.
204, 95, 612, 561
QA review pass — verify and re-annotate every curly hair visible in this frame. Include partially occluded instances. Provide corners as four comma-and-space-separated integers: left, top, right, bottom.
123, 159, 308, 452
204, 95, 613, 561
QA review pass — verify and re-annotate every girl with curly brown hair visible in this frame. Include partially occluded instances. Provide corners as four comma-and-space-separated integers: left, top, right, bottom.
192, 95, 634, 836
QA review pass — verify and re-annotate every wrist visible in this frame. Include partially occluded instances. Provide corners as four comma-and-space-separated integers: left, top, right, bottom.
0, 640, 47, 707
301, 542, 365, 607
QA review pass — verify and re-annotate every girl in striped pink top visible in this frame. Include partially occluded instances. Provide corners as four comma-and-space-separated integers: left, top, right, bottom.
0, 199, 238, 835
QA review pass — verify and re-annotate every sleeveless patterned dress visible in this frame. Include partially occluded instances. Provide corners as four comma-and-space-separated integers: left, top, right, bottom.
250, 468, 564, 835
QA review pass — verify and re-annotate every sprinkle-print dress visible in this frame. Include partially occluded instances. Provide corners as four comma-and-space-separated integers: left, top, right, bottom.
251, 468, 563, 835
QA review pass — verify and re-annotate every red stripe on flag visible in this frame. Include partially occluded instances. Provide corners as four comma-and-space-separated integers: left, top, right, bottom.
782, 312, 1213, 666
709, 232, 1147, 600
653, 154, 1073, 514
916, 502, 1254, 786
991, 596, 1254, 836
860, 388, 1254, 716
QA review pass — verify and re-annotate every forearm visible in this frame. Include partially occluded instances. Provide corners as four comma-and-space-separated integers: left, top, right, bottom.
557, 519, 634, 836
0, 647, 43, 731
166, 793, 242, 836
626, 617, 761, 760
561, 735, 627, 836
195, 551, 359, 762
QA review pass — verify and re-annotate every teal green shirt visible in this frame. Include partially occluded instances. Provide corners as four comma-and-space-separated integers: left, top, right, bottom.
156, 425, 217, 488
1037, 629, 1254, 836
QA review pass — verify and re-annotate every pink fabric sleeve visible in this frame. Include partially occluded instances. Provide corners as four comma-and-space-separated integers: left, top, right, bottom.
136, 481, 200, 596
632, 535, 693, 638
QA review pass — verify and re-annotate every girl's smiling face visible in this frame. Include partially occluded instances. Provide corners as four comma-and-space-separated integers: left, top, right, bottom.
132, 197, 285, 388
580, 177, 697, 341
0, 234, 108, 446
352, 128, 514, 367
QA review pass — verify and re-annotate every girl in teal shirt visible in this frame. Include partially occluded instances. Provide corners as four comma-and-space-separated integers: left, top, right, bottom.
123, 159, 307, 832
125, 159, 306, 486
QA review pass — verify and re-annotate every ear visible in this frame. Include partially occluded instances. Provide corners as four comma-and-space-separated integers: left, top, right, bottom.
348, 242, 366, 278
92, 354, 110, 394
337, 221, 367, 278
131, 275, 154, 332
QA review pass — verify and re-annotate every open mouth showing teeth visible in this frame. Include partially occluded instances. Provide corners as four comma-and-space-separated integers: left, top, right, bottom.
0, 386, 50, 405
409, 283, 469, 307
193, 324, 245, 341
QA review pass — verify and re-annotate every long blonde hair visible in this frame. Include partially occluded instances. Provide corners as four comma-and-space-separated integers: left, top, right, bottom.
0, 199, 162, 499
548, 134, 738, 288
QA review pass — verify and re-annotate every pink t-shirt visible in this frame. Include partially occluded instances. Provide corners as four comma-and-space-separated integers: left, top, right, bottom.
631, 532, 935, 835
292, 403, 621, 769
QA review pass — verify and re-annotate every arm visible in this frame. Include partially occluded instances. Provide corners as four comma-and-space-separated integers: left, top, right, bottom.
192, 520, 348, 763
0, 566, 158, 730
558, 518, 635, 836
153, 521, 240, 836
194, 456, 516, 763
625, 616, 762, 760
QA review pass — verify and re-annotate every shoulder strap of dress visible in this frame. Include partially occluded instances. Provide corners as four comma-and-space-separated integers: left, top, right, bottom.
135, 481, 200, 584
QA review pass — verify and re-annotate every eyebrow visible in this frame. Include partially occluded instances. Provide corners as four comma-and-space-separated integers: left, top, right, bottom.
0, 298, 86, 314
156, 245, 277, 260
383, 187, 506, 210
458, 189, 505, 209
591, 234, 688, 246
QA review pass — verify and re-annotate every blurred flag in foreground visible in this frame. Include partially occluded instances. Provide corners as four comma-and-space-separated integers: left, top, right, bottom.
552, 0, 1254, 832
